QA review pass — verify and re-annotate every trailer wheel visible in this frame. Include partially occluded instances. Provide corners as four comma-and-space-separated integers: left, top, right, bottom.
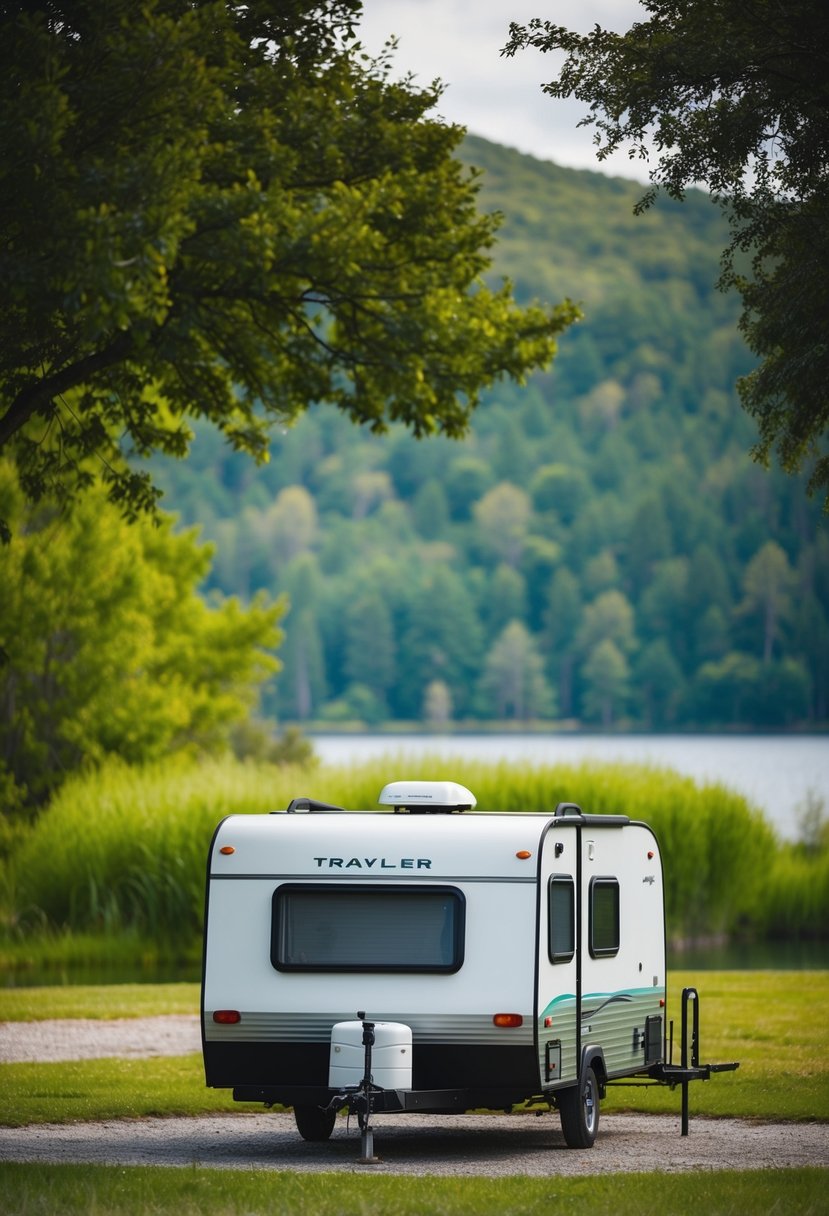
559, 1065, 600, 1148
293, 1105, 336, 1141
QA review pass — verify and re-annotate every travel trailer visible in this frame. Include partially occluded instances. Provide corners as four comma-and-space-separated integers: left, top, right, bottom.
201, 781, 736, 1159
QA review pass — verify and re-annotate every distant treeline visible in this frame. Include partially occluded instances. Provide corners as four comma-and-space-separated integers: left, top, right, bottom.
3, 757, 826, 973
152, 136, 829, 731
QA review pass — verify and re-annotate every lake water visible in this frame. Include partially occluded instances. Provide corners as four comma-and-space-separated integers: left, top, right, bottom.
309, 732, 829, 843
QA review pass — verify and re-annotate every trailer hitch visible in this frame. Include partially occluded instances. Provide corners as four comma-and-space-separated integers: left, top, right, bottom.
323, 1011, 384, 1163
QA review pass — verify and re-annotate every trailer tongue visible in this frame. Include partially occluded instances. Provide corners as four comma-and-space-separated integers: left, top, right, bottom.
201, 780, 738, 1161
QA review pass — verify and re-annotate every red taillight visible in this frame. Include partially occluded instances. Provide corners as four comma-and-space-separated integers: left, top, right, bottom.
213, 1010, 241, 1024
493, 1013, 523, 1028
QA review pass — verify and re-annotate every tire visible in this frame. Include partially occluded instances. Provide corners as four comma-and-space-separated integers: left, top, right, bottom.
293, 1104, 336, 1141
559, 1065, 600, 1148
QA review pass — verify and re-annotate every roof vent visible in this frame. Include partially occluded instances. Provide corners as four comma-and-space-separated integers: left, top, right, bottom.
378, 780, 477, 814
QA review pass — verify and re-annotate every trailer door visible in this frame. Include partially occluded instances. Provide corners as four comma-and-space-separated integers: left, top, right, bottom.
579, 823, 666, 1079
536, 824, 579, 1090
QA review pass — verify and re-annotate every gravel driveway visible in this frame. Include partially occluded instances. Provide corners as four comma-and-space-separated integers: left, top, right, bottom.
1, 1111, 827, 1175
1, 1015, 827, 1176
0, 1014, 201, 1063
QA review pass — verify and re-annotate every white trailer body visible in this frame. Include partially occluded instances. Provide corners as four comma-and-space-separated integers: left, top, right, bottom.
201, 786, 681, 1147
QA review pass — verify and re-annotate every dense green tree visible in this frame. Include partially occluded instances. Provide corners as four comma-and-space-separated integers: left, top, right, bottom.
638, 559, 691, 668
474, 482, 532, 567
505, 0, 829, 505
687, 545, 733, 623
529, 462, 590, 525
491, 415, 532, 481
275, 557, 327, 720
395, 568, 483, 719
520, 536, 563, 629
0, 464, 281, 811
478, 620, 555, 720
343, 592, 395, 709
444, 456, 495, 520
626, 497, 672, 594
276, 608, 326, 720
583, 550, 620, 597
314, 455, 360, 519
349, 471, 394, 521
331, 682, 386, 725
542, 567, 581, 718
690, 652, 761, 725
263, 486, 318, 567
423, 679, 453, 727
750, 659, 811, 726
386, 432, 454, 500
694, 605, 731, 665
580, 639, 630, 727
576, 589, 636, 658
412, 480, 450, 540
484, 564, 528, 639
0, 0, 577, 538
790, 594, 829, 720
635, 638, 684, 729
740, 540, 795, 663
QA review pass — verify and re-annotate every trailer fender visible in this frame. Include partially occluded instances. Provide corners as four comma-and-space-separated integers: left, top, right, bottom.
580, 1046, 607, 1098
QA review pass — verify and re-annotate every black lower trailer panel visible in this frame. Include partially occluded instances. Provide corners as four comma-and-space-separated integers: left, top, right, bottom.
206, 1040, 539, 1093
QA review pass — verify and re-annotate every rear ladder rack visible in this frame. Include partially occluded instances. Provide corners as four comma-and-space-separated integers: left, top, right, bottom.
647, 986, 739, 1134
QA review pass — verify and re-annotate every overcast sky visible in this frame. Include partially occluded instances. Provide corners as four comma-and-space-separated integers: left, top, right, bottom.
358, 0, 649, 181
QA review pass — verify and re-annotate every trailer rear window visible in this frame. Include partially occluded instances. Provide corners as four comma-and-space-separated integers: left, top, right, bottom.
589, 877, 620, 958
271, 884, 465, 972
548, 876, 575, 963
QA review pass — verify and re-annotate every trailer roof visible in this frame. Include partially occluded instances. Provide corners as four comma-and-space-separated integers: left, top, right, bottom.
210, 807, 638, 882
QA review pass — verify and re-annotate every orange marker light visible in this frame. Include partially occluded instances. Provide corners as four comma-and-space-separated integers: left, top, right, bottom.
493, 1013, 523, 1028
213, 1010, 241, 1024
515, 850, 532, 860
219, 846, 235, 855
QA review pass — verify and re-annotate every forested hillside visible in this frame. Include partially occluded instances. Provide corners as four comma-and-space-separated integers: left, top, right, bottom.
151, 136, 829, 731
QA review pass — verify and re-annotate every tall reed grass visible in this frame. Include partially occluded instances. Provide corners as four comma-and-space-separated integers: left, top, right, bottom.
4, 751, 819, 954
759, 845, 829, 939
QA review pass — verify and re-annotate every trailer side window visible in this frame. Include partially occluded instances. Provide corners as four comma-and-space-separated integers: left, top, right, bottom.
271, 884, 465, 973
548, 876, 575, 964
589, 877, 620, 958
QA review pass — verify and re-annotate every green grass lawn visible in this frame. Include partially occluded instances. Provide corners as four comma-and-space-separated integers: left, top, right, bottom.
0, 1055, 240, 1126
0, 1163, 826, 1216
0, 982, 199, 1020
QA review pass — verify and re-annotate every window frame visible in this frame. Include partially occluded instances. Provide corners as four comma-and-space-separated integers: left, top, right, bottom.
270, 882, 466, 974
588, 876, 620, 959
547, 874, 576, 964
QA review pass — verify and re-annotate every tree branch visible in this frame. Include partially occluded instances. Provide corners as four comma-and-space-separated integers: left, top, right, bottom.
0, 332, 133, 448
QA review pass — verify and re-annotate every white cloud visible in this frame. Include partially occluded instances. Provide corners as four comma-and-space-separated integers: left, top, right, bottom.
357, 0, 650, 180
